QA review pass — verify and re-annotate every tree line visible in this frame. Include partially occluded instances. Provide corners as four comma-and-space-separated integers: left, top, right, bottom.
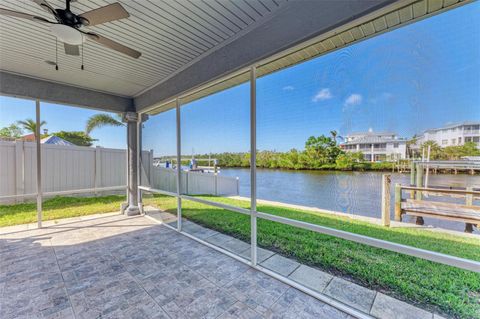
3, 117, 479, 170
192, 134, 393, 171
0, 114, 123, 146
189, 136, 480, 171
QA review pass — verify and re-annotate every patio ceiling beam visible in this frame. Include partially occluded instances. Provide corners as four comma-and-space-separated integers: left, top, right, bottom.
0, 71, 133, 113
134, 0, 395, 111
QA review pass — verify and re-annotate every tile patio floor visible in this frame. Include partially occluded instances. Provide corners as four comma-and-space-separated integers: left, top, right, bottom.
0, 213, 355, 319
145, 207, 445, 319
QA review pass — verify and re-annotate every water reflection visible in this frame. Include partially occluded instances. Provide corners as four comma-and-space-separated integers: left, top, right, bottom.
222, 168, 480, 233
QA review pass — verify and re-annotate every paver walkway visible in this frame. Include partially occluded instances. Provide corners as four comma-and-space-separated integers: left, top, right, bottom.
0, 213, 354, 319
145, 207, 447, 319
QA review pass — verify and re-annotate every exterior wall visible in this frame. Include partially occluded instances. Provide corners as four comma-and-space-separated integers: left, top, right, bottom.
418, 124, 480, 147
386, 142, 407, 160
344, 141, 406, 161
342, 137, 407, 161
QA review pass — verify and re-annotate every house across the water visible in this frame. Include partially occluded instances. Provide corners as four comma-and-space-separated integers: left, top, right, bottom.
341, 129, 407, 162
415, 122, 480, 148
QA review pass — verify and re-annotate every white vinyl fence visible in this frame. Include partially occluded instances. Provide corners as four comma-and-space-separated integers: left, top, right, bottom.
0, 141, 239, 204
0, 141, 126, 203
140, 151, 239, 195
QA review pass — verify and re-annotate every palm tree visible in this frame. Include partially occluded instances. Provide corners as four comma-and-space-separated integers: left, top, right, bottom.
85, 114, 124, 135
17, 119, 46, 138
330, 130, 343, 145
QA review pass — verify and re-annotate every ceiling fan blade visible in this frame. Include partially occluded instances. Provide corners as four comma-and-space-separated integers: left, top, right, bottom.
0, 8, 51, 23
32, 0, 57, 16
79, 3, 129, 26
64, 43, 80, 56
85, 32, 141, 59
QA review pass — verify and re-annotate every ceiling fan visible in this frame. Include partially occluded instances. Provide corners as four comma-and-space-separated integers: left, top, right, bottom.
0, 0, 141, 59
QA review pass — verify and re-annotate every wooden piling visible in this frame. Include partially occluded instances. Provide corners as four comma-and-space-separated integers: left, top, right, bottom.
381, 174, 391, 227
410, 161, 416, 199
415, 163, 423, 200
465, 187, 474, 233
415, 163, 424, 225
394, 183, 402, 222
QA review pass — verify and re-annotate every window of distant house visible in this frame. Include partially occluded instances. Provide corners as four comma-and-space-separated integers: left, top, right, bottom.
451, 139, 456, 145
442, 139, 448, 145
394, 143, 399, 148
465, 137, 472, 142
458, 137, 462, 143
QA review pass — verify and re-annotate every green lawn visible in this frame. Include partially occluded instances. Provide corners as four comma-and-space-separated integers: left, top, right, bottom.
0, 195, 126, 227
145, 195, 480, 319
1, 194, 479, 318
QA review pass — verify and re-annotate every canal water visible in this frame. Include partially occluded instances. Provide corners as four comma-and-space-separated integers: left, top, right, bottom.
221, 168, 480, 233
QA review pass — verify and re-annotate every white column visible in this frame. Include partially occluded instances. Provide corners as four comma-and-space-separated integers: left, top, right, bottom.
250, 66, 257, 265
176, 98, 182, 231
35, 100, 42, 228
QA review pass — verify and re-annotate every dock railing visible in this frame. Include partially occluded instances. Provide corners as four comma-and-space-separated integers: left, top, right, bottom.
393, 184, 480, 232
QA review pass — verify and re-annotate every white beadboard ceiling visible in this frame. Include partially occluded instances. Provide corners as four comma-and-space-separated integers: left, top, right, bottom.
0, 0, 287, 96
147, 0, 470, 114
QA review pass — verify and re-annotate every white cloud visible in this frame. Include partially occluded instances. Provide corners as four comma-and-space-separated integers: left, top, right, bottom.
312, 88, 332, 102
344, 94, 362, 106
283, 85, 295, 91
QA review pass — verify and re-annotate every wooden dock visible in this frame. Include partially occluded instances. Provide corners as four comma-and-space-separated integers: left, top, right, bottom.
393, 185, 480, 233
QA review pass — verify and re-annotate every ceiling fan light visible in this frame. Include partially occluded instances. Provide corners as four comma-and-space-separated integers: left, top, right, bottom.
50, 24, 84, 45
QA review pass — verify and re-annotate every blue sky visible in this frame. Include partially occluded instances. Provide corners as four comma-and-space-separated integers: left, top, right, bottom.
2, 1, 480, 155
0, 98, 126, 148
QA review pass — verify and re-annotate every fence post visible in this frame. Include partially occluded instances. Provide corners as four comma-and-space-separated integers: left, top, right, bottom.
14, 140, 25, 203
94, 146, 101, 196
214, 173, 218, 196
149, 150, 154, 187
465, 187, 474, 233
381, 174, 391, 227
394, 183, 402, 222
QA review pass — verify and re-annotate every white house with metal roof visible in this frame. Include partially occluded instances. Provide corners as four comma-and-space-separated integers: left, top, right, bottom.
341, 129, 407, 161
416, 122, 480, 148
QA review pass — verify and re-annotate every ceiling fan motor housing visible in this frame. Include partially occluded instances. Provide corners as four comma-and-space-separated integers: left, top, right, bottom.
55, 8, 88, 28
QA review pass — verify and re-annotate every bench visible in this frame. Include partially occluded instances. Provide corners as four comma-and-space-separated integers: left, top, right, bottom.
395, 185, 480, 233
401, 199, 480, 233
